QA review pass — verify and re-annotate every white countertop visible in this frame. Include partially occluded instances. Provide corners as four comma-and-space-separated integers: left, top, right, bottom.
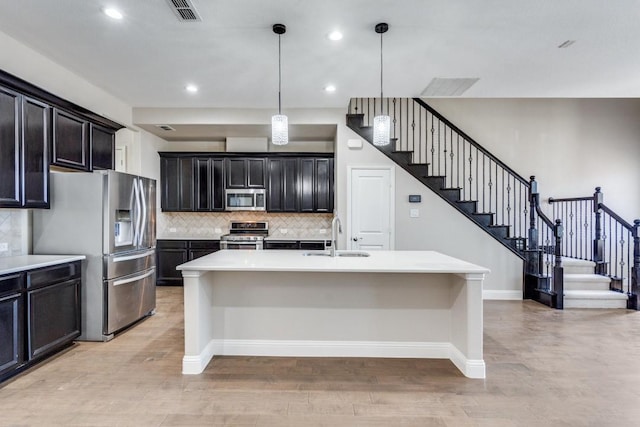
158, 234, 224, 241
177, 249, 490, 275
0, 255, 86, 275
157, 235, 329, 241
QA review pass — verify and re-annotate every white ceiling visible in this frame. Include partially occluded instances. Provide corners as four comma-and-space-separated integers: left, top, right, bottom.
1, 0, 639, 111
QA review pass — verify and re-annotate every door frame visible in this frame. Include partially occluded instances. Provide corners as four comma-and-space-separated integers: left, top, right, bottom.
346, 165, 395, 250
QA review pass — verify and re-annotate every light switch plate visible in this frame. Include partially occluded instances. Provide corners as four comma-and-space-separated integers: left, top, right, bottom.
0, 242, 8, 252
410, 209, 420, 218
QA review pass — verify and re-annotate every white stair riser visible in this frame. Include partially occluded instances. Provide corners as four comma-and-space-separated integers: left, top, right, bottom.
564, 280, 611, 291
562, 266, 596, 274
564, 299, 628, 309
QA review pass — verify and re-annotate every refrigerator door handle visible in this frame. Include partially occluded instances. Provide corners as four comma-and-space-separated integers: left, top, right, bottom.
113, 269, 155, 287
112, 249, 155, 263
138, 178, 147, 247
133, 178, 142, 248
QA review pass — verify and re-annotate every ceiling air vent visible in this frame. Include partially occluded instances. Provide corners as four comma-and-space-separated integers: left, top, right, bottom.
421, 78, 479, 97
166, 0, 202, 22
155, 125, 176, 132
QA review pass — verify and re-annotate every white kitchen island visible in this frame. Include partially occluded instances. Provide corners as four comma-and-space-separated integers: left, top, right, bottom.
177, 250, 489, 379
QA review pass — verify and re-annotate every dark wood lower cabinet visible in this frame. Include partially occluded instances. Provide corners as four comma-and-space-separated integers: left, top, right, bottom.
157, 240, 220, 286
27, 279, 80, 360
0, 261, 80, 384
0, 292, 23, 378
264, 240, 328, 250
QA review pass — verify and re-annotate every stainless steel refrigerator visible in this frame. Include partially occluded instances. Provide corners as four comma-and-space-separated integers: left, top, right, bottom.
33, 170, 156, 341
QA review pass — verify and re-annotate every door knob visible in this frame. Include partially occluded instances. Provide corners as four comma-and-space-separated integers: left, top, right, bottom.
352, 237, 362, 242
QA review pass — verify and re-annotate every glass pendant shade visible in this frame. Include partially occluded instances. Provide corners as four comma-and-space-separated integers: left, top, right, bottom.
271, 114, 288, 145
373, 114, 390, 146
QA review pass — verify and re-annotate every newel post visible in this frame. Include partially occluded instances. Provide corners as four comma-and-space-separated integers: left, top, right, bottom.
630, 220, 640, 310
593, 187, 606, 274
526, 176, 540, 275
553, 219, 564, 309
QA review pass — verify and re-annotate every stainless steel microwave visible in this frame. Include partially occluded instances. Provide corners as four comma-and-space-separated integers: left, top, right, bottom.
225, 188, 266, 211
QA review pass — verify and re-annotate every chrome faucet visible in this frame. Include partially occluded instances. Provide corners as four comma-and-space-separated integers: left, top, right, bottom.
330, 215, 342, 257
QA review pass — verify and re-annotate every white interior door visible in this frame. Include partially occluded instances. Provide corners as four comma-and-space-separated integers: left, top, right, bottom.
348, 167, 394, 250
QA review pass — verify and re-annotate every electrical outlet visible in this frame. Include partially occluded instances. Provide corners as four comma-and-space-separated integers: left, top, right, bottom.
280, 228, 288, 234
214, 228, 222, 234
169, 228, 177, 233
410, 209, 420, 218
319, 229, 327, 234
0, 242, 8, 252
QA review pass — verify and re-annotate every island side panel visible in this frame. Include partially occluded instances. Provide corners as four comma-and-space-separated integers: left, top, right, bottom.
182, 270, 216, 374
449, 273, 485, 379
193, 270, 456, 355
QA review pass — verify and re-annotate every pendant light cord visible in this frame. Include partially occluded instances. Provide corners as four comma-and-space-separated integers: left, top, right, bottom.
379, 30, 384, 116
278, 34, 282, 115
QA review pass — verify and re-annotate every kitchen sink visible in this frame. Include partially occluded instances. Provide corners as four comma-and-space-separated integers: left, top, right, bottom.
337, 251, 370, 257
302, 252, 331, 256
302, 251, 370, 257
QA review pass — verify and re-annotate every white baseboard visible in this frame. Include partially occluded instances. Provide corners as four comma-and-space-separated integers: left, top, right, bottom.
182, 339, 216, 375
483, 290, 522, 300
449, 345, 486, 379
182, 339, 485, 379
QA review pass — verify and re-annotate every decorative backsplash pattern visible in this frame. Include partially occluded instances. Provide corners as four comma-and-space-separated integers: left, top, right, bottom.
157, 211, 333, 239
0, 210, 26, 258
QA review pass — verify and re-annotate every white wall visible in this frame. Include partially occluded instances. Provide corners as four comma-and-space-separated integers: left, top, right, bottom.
336, 132, 523, 297
0, 30, 132, 126
426, 98, 640, 221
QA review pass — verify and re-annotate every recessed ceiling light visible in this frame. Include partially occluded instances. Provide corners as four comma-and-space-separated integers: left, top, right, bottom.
327, 31, 343, 41
185, 84, 198, 93
103, 7, 123, 20
324, 85, 337, 93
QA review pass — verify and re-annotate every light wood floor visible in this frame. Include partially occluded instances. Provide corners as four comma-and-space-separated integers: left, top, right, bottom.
2, 287, 639, 426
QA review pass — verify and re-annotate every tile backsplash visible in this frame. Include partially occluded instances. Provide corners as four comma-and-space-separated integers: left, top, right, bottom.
157, 211, 333, 239
0, 210, 28, 258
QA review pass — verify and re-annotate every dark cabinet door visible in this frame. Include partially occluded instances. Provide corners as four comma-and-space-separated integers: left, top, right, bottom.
90, 124, 115, 170
226, 158, 246, 188
0, 86, 21, 207
27, 279, 80, 361
52, 108, 89, 171
161, 157, 194, 211
156, 240, 188, 286
315, 158, 334, 213
21, 97, 50, 208
195, 158, 225, 211
0, 292, 23, 378
226, 158, 265, 189
247, 158, 266, 188
299, 158, 315, 212
267, 158, 298, 212
299, 158, 334, 213
211, 158, 225, 211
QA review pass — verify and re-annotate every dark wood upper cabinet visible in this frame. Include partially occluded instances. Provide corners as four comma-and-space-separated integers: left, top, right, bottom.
51, 108, 89, 171
160, 153, 333, 213
90, 124, 115, 170
161, 156, 194, 211
226, 158, 265, 188
267, 158, 299, 212
300, 157, 334, 213
0, 87, 49, 209
21, 97, 50, 208
195, 158, 225, 211
0, 86, 21, 207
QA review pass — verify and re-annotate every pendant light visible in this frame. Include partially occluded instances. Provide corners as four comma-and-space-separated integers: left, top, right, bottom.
373, 22, 390, 146
272, 23, 288, 145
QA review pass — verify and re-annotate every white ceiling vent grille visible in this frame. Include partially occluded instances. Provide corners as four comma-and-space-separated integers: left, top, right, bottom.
155, 124, 176, 132
421, 78, 480, 97
166, 0, 202, 22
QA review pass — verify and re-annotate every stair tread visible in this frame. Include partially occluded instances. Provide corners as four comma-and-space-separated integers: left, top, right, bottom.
564, 274, 611, 283
564, 290, 628, 300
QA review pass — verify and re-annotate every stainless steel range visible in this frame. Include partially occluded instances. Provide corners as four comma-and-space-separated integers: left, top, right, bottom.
220, 221, 269, 250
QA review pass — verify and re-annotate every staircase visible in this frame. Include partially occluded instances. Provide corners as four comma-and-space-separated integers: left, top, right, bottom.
346, 97, 639, 311
561, 258, 628, 308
